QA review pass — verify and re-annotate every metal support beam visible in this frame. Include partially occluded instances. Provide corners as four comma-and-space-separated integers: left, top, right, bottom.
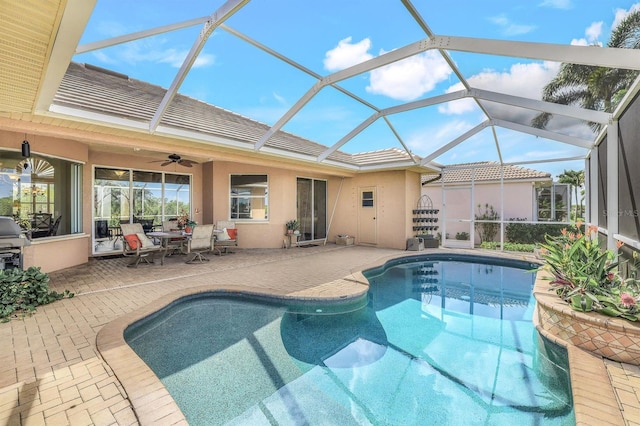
471, 88, 611, 124
149, 0, 250, 134
420, 120, 491, 165
606, 121, 619, 251
76, 16, 210, 54
492, 119, 593, 149
436, 35, 640, 70
588, 152, 598, 225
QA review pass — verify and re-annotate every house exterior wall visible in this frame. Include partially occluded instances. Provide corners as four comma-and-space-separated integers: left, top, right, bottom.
330, 170, 422, 250
1, 128, 424, 270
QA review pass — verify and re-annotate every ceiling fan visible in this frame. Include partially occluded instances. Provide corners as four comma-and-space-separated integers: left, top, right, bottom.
151, 153, 197, 168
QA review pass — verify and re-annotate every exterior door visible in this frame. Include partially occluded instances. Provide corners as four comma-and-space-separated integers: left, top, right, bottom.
358, 187, 377, 244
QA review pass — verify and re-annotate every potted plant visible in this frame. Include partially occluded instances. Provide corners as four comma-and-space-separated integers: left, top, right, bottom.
535, 221, 640, 364
538, 221, 640, 320
285, 219, 299, 235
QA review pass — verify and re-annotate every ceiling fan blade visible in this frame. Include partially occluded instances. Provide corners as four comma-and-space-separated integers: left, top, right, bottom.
161, 161, 172, 167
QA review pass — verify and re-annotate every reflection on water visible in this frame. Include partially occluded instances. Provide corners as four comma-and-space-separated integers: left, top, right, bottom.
126, 256, 573, 425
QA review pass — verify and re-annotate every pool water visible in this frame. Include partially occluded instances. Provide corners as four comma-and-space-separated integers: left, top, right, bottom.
125, 255, 574, 425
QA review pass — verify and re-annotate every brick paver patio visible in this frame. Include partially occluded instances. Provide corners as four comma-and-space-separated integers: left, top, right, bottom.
0, 245, 638, 425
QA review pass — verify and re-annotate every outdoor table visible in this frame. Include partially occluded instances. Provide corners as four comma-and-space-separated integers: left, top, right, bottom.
146, 231, 190, 265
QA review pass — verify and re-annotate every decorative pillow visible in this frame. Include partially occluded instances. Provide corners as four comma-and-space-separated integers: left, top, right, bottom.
226, 228, 237, 240
136, 233, 156, 248
217, 228, 231, 241
124, 234, 140, 250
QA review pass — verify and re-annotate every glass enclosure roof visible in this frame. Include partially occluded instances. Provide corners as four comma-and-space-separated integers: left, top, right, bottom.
70, 0, 640, 177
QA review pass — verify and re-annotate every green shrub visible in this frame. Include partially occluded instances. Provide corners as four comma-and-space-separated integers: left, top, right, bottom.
0, 267, 73, 322
455, 232, 469, 240
475, 203, 499, 243
505, 218, 565, 244
480, 241, 536, 252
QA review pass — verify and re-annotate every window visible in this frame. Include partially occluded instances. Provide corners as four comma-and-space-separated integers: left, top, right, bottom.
362, 191, 374, 207
230, 174, 268, 220
93, 167, 191, 253
0, 151, 82, 238
535, 183, 569, 222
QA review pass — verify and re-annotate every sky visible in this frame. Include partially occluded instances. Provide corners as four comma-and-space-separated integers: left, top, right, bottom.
74, 1, 640, 179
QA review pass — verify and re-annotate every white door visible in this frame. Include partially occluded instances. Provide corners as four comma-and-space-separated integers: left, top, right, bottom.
358, 187, 377, 245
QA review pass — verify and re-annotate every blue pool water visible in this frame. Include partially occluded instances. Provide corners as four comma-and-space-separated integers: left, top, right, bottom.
125, 254, 574, 425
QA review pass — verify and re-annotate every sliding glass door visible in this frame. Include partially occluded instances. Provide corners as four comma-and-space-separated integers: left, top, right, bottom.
296, 178, 327, 242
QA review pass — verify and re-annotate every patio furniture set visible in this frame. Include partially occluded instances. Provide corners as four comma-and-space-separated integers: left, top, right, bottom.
119, 221, 238, 267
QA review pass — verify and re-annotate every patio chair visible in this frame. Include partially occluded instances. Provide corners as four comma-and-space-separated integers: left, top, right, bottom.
185, 224, 215, 264
214, 220, 238, 255
120, 223, 162, 267
30, 213, 52, 238
49, 215, 62, 236
94, 219, 110, 249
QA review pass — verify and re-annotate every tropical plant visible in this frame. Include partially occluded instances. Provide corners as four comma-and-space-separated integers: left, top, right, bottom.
538, 221, 640, 321
558, 169, 585, 220
532, 10, 640, 132
0, 267, 73, 322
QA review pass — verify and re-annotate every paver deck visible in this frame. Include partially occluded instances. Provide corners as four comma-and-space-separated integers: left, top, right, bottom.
0, 245, 638, 425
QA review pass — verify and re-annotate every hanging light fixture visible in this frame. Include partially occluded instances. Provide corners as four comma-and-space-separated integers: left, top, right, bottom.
21, 138, 30, 157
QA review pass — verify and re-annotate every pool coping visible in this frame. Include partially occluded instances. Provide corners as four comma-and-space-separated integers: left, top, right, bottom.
96, 251, 620, 425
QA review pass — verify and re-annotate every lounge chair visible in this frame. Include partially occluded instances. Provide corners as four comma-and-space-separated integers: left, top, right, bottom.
185, 224, 215, 263
120, 223, 162, 267
214, 220, 238, 255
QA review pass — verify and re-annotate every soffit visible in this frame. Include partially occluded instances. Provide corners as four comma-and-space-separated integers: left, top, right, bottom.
0, 0, 64, 113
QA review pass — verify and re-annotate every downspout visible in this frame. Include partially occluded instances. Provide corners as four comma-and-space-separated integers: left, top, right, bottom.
324, 177, 344, 245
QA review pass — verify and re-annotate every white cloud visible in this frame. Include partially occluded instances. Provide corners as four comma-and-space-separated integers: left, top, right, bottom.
366, 51, 452, 101
538, 0, 573, 10
613, 4, 640, 29
323, 37, 373, 72
94, 36, 216, 69
272, 92, 287, 105
488, 14, 537, 36
571, 21, 603, 46
439, 61, 560, 115
323, 38, 451, 101
585, 21, 603, 44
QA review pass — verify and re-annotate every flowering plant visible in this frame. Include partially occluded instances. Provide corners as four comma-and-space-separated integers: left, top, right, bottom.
176, 212, 190, 229
539, 221, 640, 321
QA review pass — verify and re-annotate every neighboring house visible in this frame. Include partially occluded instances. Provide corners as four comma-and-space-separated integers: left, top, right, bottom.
0, 63, 434, 272
422, 162, 569, 244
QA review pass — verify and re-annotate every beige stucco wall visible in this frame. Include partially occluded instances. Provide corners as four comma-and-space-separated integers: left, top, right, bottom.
1, 125, 425, 270
330, 170, 422, 250
1, 131, 90, 271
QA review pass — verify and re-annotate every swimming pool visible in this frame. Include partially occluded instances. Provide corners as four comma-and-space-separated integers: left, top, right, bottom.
125, 254, 574, 425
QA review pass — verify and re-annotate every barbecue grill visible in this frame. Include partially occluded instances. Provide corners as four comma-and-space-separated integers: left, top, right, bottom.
0, 216, 30, 270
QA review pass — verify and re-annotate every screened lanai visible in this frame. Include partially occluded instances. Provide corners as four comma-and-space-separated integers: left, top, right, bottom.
1, 0, 640, 256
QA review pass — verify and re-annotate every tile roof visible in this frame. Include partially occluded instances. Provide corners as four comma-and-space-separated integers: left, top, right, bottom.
53, 63, 421, 169
351, 148, 417, 165
422, 161, 551, 184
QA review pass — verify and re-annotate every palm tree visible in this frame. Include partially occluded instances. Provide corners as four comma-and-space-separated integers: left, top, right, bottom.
558, 169, 585, 220
532, 10, 640, 131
